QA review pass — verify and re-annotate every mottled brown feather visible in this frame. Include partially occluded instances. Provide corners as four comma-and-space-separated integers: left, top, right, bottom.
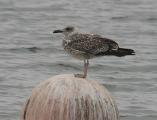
65, 33, 119, 55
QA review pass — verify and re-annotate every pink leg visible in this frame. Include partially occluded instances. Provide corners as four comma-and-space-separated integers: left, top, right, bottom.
74, 59, 89, 78
83, 59, 89, 78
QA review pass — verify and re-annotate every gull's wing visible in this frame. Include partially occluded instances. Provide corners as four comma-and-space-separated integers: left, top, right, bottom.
66, 33, 119, 55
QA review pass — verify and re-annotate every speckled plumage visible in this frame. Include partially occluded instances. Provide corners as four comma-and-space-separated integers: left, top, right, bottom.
63, 33, 119, 59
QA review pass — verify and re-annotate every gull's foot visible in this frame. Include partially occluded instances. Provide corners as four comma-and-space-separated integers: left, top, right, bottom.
74, 74, 86, 78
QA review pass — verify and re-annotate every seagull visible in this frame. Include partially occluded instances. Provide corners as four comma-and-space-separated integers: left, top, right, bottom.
53, 26, 135, 78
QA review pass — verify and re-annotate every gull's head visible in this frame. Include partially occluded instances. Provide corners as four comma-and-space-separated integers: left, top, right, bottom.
53, 26, 75, 35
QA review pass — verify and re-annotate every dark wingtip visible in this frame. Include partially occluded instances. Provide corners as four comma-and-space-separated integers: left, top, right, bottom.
119, 48, 136, 56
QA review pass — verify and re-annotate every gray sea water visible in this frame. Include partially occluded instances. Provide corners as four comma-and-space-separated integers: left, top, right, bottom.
0, 0, 157, 120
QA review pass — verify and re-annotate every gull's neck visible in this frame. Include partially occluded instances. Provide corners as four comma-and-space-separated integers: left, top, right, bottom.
62, 32, 76, 47
63, 32, 75, 39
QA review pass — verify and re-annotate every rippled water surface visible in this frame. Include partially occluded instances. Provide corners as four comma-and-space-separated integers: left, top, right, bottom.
0, 0, 157, 120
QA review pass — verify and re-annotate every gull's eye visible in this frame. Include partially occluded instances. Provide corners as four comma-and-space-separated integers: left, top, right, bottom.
66, 27, 72, 31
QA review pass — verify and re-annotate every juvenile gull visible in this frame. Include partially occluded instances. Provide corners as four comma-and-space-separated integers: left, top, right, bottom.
53, 26, 135, 78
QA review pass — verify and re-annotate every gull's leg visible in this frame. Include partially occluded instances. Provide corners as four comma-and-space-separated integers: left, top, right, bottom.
83, 59, 89, 78
74, 59, 89, 78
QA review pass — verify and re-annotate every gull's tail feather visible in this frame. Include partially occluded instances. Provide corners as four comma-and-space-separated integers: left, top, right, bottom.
96, 48, 135, 57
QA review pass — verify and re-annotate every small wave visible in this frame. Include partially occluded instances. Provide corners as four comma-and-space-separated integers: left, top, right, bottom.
111, 16, 129, 20
146, 17, 157, 21
26, 47, 42, 53
120, 115, 129, 118
7, 46, 62, 53
55, 63, 81, 70
120, 114, 157, 118
0, 4, 68, 12
8, 46, 42, 53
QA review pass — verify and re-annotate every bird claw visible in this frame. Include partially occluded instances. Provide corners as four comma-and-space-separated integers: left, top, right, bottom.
74, 74, 86, 78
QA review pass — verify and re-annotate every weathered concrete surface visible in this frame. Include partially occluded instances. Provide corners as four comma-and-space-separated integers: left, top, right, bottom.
20, 74, 119, 120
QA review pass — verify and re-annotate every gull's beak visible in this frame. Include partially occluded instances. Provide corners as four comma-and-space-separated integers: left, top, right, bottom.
53, 29, 64, 33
